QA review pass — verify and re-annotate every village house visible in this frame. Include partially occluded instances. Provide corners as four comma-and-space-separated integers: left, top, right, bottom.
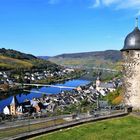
95, 77, 116, 93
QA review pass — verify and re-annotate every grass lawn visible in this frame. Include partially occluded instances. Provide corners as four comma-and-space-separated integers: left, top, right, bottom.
30, 115, 140, 140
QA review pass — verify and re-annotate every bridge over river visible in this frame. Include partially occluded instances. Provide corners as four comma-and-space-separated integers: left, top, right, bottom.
15, 83, 77, 89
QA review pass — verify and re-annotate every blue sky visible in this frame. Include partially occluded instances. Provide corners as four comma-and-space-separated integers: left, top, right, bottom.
0, 0, 140, 56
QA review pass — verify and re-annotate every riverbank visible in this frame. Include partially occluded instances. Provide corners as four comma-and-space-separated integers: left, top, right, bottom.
0, 70, 86, 94
0, 79, 91, 113
34, 70, 86, 85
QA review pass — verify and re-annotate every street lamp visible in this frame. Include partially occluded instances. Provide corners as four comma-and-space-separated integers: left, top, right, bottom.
96, 94, 100, 110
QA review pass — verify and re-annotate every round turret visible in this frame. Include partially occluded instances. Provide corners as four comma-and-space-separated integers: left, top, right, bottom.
121, 18, 140, 51
121, 18, 140, 110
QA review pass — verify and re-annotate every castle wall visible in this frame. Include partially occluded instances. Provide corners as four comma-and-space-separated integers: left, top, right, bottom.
123, 50, 140, 109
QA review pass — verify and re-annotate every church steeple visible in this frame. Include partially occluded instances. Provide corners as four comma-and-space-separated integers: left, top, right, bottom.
10, 96, 18, 115
96, 75, 101, 91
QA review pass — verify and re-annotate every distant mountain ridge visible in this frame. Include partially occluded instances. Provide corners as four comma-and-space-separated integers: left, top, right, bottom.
52, 50, 122, 62
38, 56, 50, 60
49, 50, 122, 70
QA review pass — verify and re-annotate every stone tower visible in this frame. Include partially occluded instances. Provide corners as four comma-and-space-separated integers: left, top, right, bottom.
121, 18, 140, 109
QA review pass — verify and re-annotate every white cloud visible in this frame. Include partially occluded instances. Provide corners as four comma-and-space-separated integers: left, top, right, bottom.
93, 0, 100, 8
48, 0, 140, 10
48, 0, 60, 4
136, 10, 140, 17
48, 0, 74, 5
102, 0, 120, 6
92, 0, 121, 7
92, 0, 140, 8
116, 0, 140, 9
92, 0, 140, 17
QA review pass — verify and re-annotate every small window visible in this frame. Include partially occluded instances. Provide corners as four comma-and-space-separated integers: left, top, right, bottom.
138, 54, 139, 57
125, 51, 129, 56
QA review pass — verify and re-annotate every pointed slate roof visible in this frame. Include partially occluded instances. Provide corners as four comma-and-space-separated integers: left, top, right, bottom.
10, 96, 19, 106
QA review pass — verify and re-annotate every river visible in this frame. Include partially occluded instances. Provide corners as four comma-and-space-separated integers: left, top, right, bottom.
0, 79, 90, 112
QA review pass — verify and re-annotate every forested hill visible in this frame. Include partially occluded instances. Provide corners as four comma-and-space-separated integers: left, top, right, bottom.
49, 50, 122, 70
0, 48, 36, 60
52, 50, 122, 62
0, 48, 60, 71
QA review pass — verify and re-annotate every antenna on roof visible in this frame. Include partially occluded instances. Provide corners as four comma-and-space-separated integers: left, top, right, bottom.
136, 17, 139, 28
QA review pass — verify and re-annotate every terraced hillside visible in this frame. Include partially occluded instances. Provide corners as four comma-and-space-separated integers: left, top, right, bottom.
0, 55, 33, 70
0, 48, 60, 71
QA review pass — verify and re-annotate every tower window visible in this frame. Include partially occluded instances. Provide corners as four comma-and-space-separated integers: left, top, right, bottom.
125, 51, 129, 56
138, 54, 139, 57
126, 51, 129, 55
